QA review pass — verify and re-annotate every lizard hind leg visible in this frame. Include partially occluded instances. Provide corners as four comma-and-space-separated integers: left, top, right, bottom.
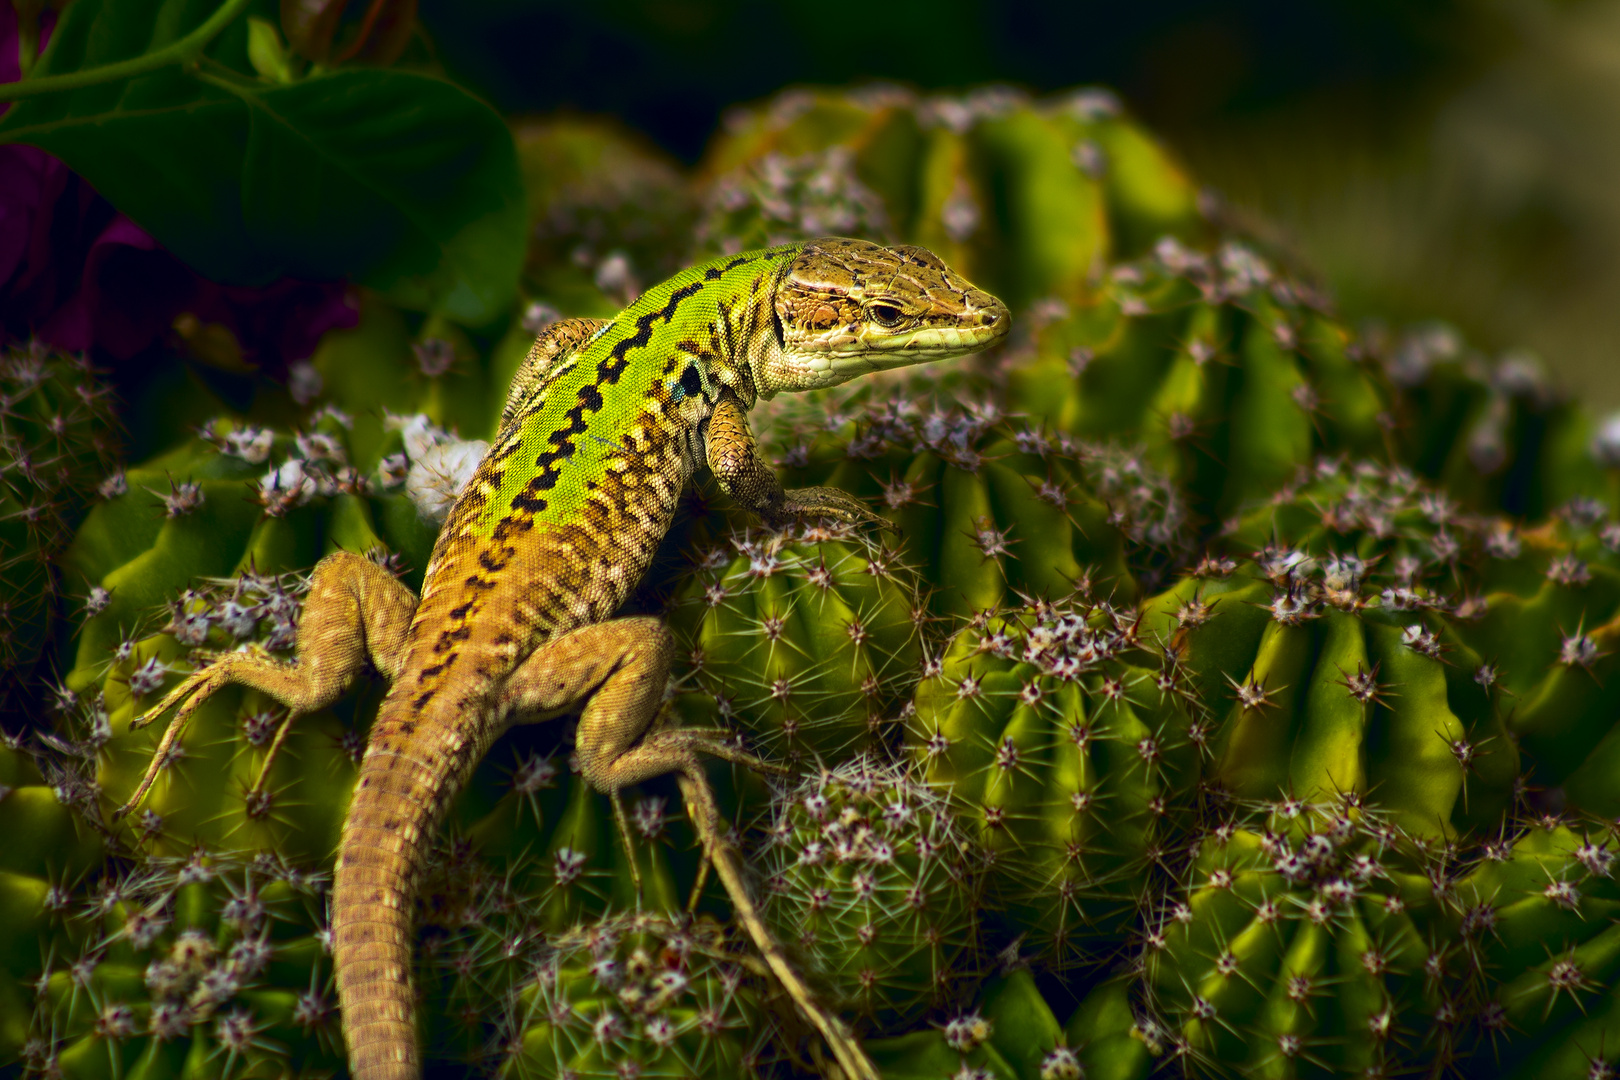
496, 616, 877, 1080
116, 551, 418, 819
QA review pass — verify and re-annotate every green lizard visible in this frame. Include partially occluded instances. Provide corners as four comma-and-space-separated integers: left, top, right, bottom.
118, 237, 1009, 1080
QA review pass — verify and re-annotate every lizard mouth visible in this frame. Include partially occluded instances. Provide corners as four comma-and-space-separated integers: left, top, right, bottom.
760, 264, 1012, 396
823, 297, 1011, 370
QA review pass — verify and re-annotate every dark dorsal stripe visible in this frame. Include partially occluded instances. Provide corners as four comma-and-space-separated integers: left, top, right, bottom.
506, 281, 709, 520
601, 281, 705, 384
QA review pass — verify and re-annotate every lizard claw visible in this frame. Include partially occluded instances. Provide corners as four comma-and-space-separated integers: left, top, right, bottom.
773, 486, 892, 531
126, 650, 226, 729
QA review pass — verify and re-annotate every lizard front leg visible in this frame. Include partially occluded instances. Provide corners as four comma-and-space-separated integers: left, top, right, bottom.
706, 389, 885, 529
497, 317, 612, 429
494, 614, 879, 1080
117, 550, 418, 817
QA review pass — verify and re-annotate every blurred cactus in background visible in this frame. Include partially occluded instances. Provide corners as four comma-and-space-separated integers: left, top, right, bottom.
0, 342, 117, 722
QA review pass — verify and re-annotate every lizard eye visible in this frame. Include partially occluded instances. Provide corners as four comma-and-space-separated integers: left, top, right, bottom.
868, 304, 906, 328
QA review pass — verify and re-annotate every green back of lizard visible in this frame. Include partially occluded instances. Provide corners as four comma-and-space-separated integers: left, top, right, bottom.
400, 245, 800, 715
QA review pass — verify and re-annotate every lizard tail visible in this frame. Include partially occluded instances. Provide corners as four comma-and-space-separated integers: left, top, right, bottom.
333, 705, 497, 1080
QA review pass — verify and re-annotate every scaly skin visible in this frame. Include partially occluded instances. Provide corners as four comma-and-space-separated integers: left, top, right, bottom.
118, 238, 1008, 1080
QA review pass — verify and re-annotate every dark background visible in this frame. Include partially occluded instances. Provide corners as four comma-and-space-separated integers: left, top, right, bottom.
419, 0, 1620, 410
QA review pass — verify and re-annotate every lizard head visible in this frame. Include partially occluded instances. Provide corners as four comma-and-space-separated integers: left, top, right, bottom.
759, 237, 1010, 396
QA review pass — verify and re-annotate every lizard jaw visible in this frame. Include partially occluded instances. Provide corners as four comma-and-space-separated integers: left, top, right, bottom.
763, 295, 1011, 393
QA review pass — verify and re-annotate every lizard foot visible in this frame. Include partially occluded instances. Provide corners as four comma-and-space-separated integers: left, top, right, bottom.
772, 486, 891, 530
117, 646, 299, 819
126, 648, 243, 730
116, 661, 234, 819
658, 727, 791, 776
675, 771, 881, 1080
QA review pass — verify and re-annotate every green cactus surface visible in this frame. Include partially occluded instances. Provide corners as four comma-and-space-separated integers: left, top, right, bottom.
1451, 819, 1620, 1079
493, 914, 766, 1080
906, 600, 1198, 969
767, 408, 1184, 618
667, 520, 926, 763
1374, 322, 1616, 519
1141, 801, 1465, 1079
1138, 546, 1516, 839
864, 967, 1153, 1080
759, 756, 980, 1028
20, 852, 343, 1080
0, 734, 103, 1066
1008, 239, 1390, 524
0, 342, 120, 722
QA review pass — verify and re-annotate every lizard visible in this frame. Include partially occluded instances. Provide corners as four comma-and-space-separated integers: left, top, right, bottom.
117, 237, 1010, 1080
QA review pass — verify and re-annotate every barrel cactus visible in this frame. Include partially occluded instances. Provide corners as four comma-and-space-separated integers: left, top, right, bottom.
906, 598, 1199, 969
1450, 817, 1620, 1079
1007, 238, 1390, 523
494, 913, 767, 1080
666, 519, 926, 763
0, 733, 103, 1066
1441, 510, 1620, 818
18, 851, 343, 1080
438, 730, 701, 935
1372, 321, 1614, 519
1138, 542, 1518, 838
0, 341, 120, 722
1140, 800, 1465, 1078
767, 407, 1186, 618
759, 755, 980, 1029
1217, 460, 1620, 821
864, 967, 1154, 1080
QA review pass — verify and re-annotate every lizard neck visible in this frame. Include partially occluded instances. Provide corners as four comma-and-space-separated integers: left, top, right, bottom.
704, 253, 792, 407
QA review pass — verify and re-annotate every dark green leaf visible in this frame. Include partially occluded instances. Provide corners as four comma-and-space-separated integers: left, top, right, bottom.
981, 970, 1063, 1079
0, 0, 523, 322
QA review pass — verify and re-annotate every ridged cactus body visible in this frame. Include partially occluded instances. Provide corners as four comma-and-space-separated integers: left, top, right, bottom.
1009, 241, 1390, 523
438, 734, 700, 935
864, 968, 1153, 1080
0, 735, 103, 1065
1452, 821, 1620, 1079
1376, 323, 1614, 519
907, 601, 1198, 968
773, 410, 1184, 618
760, 756, 979, 1028
1221, 460, 1620, 820
667, 521, 925, 763
21, 853, 341, 1080
1447, 515, 1620, 815
1141, 803, 1463, 1078
495, 914, 765, 1080
1139, 528, 1518, 838
0, 342, 120, 721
